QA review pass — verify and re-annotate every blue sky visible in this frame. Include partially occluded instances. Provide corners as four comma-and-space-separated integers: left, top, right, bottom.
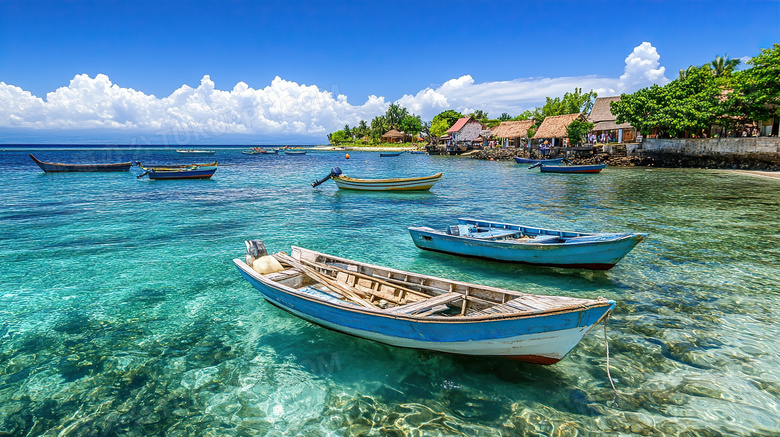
1, 0, 778, 144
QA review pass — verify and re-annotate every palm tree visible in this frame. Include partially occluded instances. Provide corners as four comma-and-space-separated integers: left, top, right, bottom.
710, 54, 740, 77
678, 65, 697, 80
385, 104, 408, 130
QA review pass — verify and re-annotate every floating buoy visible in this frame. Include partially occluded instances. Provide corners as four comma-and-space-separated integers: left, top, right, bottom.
490, 158, 494, 161
345, 154, 350, 159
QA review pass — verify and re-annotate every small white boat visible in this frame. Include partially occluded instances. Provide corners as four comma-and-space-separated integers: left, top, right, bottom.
176, 149, 216, 154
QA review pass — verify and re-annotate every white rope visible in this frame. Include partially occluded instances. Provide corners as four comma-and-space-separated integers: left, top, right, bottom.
603, 312, 618, 395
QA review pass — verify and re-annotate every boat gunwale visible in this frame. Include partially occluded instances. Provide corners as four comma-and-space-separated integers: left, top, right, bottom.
233, 247, 612, 323
456, 217, 647, 241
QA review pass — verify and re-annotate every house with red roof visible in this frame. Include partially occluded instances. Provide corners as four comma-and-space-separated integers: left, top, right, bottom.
445, 117, 485, 153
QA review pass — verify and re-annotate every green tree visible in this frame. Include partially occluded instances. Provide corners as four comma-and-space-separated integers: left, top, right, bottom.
710, 54, 740, 77
431, 109, 464, 131
399, 114, 422, 136
498, 113, 512, 121
566, 119, 594, 146
385, 103, 408, 130
468, 110, 489, 123
429, 117, 453, 139
370, 115, 388, 141
343, 124, 352, 139
330, 130, 350, 144
732, 44, 780, 122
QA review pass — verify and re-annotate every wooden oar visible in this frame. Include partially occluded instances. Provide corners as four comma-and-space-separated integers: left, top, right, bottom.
273, 253, 376, 309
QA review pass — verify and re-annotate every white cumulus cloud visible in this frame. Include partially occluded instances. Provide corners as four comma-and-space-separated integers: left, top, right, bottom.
0, 42, 669, 144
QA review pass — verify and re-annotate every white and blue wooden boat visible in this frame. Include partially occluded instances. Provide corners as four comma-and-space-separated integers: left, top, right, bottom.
514, 157, 564, 164
234, 242, 615, 364
532, 163, 606, 173
409, 218, 646, 270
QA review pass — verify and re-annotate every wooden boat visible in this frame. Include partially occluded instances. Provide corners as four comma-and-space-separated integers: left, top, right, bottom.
176, 149, 216, 154
333, 173, 442, 191
514, 157, 564, 164
135, 161, 217, 170
532, 163, 606, 173
408, 151, 426, 155
380, 152, 403, 157
137, 162, 217, 180
29, 154, 132, 172
284, 150, 307, 155
233, 242, 615, 364
243, 147, 276, 155
408, 218, 647, 270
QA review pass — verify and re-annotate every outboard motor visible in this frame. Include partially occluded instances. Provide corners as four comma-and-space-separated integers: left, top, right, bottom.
311, 167, 343, 187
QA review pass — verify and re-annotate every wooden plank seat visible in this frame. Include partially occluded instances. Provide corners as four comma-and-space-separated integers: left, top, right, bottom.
263, 268, 302, 281
387, 292, 462, 315
468, 297, 547, 317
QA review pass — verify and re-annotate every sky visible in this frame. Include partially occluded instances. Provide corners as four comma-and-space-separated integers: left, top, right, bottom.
0, 0, 778, 145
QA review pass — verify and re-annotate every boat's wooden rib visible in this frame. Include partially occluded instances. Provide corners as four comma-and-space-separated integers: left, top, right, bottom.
234, 242, 615, 364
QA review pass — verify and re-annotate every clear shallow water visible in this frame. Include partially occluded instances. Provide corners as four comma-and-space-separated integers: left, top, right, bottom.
1, 148, 778, 436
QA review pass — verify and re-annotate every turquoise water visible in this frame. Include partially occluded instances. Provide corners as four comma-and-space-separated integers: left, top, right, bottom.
1, 148, 778, 436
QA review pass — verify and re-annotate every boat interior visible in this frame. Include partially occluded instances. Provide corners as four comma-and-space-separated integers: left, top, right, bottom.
247, 248, 596, 318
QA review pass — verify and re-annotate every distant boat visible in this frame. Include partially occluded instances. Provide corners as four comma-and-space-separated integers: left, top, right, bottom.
29, 154, 132, 172
408, 151, 426, 155
535, 163, 606, 173
409, 218, 646, 270
514, 157, 564, 164
137, 162, 218, 180
176, 149, 216, 154
243, 147, 276, 155
284, 150, 307, 155
233, 242, 615, 364
380, 152, 403, 157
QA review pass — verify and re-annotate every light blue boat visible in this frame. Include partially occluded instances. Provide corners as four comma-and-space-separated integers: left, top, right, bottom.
408, 218, 647, 270
234, 243, 615, 364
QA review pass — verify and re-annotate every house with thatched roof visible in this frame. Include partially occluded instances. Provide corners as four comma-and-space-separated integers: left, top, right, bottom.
532, 113, 586, 147
381, 129, 412, 143
588, 96, 636, 143
492, 120, 534, 147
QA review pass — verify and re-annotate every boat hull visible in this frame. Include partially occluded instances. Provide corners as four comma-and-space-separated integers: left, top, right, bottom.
409, 218, 646, 269
333, 173, 442, 191
147, 168, 217, 179
514, 157, 564, 164
539, 164, 606, 173
380, 152, 403, 157
30, 154, 132, 172
284, 151, 307, 155
234, 259, 613, 363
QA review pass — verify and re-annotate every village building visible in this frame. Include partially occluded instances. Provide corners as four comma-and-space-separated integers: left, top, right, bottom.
532, 113, 586, 148
446, 117, 485, 145
381, 129, 412, 143
588, 96, 637, 143
491, 120, 535, 148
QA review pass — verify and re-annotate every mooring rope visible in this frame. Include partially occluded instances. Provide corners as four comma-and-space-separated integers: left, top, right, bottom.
603, 312, 618, 395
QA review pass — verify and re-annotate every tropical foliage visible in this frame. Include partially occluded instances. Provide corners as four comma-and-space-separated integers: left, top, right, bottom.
566, 119, 594, 146
613, 45, 780, 138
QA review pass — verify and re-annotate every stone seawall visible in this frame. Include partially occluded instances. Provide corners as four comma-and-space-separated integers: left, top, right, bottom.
638, 137, 780, 170
469, 138, 780, 170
